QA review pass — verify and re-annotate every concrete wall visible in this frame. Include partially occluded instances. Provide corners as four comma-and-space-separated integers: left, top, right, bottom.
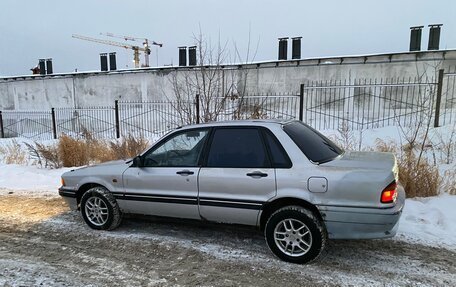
240, 50, 456, 94
0, 70, 176, 109
1, 50, 455, 110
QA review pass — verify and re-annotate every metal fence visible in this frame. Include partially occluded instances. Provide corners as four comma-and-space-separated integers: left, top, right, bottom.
301, 68, 456, 130
118, 101, 190, 138
0, 110, 53, 139
302, 78, 436, 130
222, 94, 299, 120
1, 68, 455, 140
54, 107, 117, 138
440, 67, 456, 126
0, 94, 300, 140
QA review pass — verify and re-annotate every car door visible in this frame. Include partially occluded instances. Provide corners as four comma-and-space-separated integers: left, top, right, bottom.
120, 128, 209, 219
198, 127, 276, 225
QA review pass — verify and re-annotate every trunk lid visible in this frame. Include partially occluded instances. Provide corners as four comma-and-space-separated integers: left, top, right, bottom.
318, 151, 400, 209
322, 151, 398, 176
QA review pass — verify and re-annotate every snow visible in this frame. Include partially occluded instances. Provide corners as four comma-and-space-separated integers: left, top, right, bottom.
0, 164, 71, 196
397, 194, 456, 250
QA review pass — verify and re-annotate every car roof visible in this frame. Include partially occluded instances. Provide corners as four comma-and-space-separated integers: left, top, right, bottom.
177, 119, 296, 130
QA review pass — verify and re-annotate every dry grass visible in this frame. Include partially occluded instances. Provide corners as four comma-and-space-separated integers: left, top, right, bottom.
373, 139, 397, 153
25, 142, 62, 169
329, 120, 365, 151
22, 133, 150, 168
109, 134, 149, 160
58, 135, 90, 167
441, 170, 456, 195
375, 139, 441, 198
399, 150, 441, 198
0, 140, 27, 165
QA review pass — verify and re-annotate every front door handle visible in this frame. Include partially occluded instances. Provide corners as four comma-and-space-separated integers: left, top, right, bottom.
246, 171, 268, 178
176, 170, 194, 176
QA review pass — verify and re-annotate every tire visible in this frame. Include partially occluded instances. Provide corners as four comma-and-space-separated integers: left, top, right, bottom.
264, 206, 326, 264
80, 186, 122, 230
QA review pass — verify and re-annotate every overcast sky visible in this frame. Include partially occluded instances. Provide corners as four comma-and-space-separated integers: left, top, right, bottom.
1, 0, 455, 76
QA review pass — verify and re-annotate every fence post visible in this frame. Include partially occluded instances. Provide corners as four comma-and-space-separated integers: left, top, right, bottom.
299, 84, 304, 121
434, 69, 444, 128
195, 94, 200, 124
115, 100, 120, 138
0, 111, 4, 138
51, 108, 57, 139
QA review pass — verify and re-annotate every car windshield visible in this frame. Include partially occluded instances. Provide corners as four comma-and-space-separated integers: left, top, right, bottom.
283, 121, 344, 164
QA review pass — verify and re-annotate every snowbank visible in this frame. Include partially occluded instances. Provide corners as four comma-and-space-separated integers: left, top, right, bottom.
0, 164, 71, 196
397, 194, 456, 250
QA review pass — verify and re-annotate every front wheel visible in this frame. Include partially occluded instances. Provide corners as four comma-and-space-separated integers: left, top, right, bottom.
80, 186, 122, 230
264, 206, 326, 264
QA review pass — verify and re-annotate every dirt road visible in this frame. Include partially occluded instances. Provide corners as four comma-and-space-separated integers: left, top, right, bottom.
1, 195, 455, 287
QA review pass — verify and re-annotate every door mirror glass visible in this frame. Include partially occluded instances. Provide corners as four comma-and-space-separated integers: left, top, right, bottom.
132, 156, 143, 167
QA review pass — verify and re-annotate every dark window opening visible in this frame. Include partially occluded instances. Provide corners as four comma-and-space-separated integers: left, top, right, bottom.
263, 129, 292, 168
283, 121, 343, 164
206, 128, 270, 168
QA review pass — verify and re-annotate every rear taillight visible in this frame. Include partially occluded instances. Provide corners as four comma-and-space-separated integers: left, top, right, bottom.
381, 181, 397, 203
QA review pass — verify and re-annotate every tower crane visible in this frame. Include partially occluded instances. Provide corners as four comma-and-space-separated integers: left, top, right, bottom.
100, 33, 163, 67
72, 34, 162, 68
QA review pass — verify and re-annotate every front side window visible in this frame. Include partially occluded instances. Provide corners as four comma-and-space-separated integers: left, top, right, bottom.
143, 129, 209, 167
206, 128, 270, 168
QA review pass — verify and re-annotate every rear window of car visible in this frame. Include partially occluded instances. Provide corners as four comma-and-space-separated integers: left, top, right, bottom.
283, 121, 343, 164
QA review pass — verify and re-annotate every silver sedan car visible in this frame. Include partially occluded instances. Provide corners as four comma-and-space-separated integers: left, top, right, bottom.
59, 120, 405, 264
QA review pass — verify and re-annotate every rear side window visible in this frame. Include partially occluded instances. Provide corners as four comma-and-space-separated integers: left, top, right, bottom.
263, 130, 292, 168
283, 121, 343, 164
206, 128, 270, 168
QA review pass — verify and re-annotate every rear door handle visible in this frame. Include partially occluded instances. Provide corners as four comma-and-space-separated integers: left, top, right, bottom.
246, 171, 268, 178
176, 170, 194, 176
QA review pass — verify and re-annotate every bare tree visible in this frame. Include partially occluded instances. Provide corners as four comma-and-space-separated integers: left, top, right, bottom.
167, 32, 235, 125
395, 61, 444, 167
167, 27, 259, 125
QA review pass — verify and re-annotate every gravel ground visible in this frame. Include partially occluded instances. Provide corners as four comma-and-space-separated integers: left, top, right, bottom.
1, 195, 455, 287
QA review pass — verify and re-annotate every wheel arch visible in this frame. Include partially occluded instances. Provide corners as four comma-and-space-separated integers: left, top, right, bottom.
259, 197, 324, 231
76, 183, 106, 206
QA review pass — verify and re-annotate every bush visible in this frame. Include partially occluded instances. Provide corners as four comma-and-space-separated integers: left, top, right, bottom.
399, 150, 441, 198
0, 139, 27, 165
375, 139, 441, 198
24, 133, 149, 168
441, 170, 456, 195
109, 134, 149, 160
24, 142, 62, 169
58, 135, 90, 167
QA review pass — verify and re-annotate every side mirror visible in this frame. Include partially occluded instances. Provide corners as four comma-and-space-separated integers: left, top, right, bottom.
132, 156, 143, 167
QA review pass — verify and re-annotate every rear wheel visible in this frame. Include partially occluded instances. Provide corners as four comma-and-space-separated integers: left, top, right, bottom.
265, 206, 326, 264
80, 186, 122, 230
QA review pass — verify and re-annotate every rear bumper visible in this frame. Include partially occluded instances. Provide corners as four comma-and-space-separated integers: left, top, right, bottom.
318, 185, 405, 239
58, 187, 78, 210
